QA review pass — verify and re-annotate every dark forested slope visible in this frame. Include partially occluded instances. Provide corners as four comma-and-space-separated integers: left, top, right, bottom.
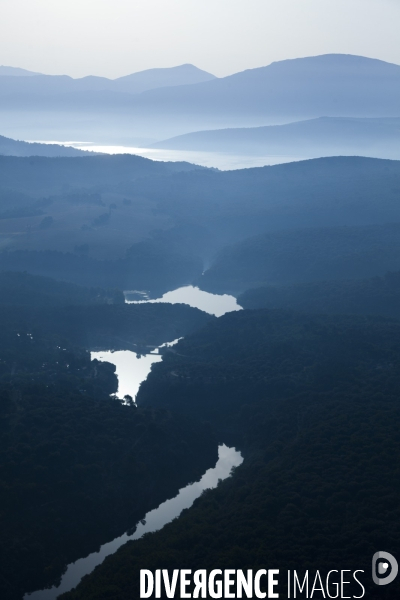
0, 271, 124, 306
62, 309, 400, 599
0, 295, 216, 600
123, 157, 400, 256
0, 154, 208, 289
238, 271, 400, 318
0, 154, 203, 196
0, 241, 203, 293
0, 380, 217, 600
0, 302, 214, 365
130, 156, 400, 225
1, 157, 400, 287
199, 223, 400, 294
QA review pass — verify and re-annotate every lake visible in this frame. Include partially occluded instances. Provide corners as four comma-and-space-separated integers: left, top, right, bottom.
124, 284, 242, 318
29, 140, 302, 170
93, 286, 241, 400
91, 338, 180, 401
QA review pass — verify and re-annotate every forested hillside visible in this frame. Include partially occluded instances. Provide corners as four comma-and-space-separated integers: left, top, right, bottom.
238, 271, 400, 318
200, 224, 400, 294
0, 302, 214, 364
0, 381, 217, 600
0, 243, 203, 293
2, 149, 400, 600
0, 134, 91, 157
0, 154, 203, 195
0, 271, 124, 306
1, 156, 400, 293
0, 292, 216, 600
62, 309, 400, 599
125, 156, 400, 257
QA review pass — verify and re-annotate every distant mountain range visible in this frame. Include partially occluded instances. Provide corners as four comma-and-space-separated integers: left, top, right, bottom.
139, 54, 400, 122
1, 54, 400, 145
0, 66, 42, 77
0, 134, 91, 157
0, 64, 216, 96
153, 116, 400, 160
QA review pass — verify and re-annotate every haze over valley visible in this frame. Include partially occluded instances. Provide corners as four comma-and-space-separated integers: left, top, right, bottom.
1, 54, 400, 158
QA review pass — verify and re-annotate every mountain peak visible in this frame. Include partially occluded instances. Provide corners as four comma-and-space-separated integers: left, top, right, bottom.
265, 53, 400, 73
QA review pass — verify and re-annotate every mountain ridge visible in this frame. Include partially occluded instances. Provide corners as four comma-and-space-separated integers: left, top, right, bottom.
0, 65, 42, 76
0, 64, 216, 96
1, 54, 400, 142
131, 53, 400, 117
0, 134, 94, 157
152, 116, 400, 160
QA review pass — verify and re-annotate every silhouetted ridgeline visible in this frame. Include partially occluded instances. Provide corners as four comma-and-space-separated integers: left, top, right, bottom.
128, 54, 400, 120
62, 309, 400, 599
0, 64, 216, 97
238, 271, 400, 318
199, 223, 400, 295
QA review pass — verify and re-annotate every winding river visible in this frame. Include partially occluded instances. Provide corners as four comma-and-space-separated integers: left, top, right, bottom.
24, 286, 243, 599
25, 445, 243, 600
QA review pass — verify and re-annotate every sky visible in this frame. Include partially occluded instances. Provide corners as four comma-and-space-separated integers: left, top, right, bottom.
0, 0, 399, 79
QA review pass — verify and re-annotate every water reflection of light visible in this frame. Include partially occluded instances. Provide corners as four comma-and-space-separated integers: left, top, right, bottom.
91, 338, 182, 402
27, 140, 303, 171
91, 349, 162, 401
24, 445, 243, 600
125, 285, 242, 318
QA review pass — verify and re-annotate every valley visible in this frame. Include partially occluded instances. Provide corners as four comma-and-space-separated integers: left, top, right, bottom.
1, 45, 400, 600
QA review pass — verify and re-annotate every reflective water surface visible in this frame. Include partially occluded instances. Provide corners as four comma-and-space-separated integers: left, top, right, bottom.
125, 285, 242, 318
91, 349, 162, 400
29, 140, 303, 170
24, 287, 243, 599
25, 445, 243, 600
91, 339, 180, 401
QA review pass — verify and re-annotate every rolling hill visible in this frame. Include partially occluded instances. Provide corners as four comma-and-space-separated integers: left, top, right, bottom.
153, 116, 400, 161
199, 223, 400, 294
0, 134, 91, 157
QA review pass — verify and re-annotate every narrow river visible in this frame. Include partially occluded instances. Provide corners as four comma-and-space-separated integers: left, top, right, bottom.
25, 446, 243, 600
24, 286, 243, 599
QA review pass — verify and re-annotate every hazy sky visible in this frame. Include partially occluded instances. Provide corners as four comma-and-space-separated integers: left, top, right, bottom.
0, 0, 399, 79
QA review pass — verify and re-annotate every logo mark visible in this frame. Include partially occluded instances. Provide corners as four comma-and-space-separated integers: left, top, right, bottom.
372, 552, 398, 586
